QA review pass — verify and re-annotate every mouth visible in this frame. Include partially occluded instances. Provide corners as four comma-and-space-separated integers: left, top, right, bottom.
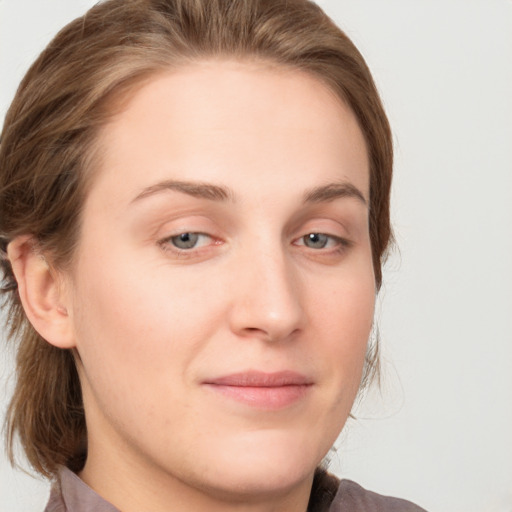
202, 371, 313, 410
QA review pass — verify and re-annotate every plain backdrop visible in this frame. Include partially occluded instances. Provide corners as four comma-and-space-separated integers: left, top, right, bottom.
1, 1, 511, 511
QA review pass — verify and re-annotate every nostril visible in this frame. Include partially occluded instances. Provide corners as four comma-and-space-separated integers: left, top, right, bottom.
239, 324, 302, 344
243, 326, 269, 336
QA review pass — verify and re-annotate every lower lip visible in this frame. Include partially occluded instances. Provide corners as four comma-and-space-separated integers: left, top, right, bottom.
204, 384, 311, 410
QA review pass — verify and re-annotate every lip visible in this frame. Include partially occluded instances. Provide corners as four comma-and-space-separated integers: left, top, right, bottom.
202, 371, 313, 410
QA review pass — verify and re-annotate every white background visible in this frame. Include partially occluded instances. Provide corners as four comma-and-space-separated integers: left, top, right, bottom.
1, 1, 511, 511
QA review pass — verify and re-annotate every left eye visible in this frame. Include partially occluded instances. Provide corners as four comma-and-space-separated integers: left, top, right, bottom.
167, 232, 211, 250
297, 233, 339, 249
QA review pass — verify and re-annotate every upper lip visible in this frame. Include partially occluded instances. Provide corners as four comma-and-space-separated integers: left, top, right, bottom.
203, 370, 313, 387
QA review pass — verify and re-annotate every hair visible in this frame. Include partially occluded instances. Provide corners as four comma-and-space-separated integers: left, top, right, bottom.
0, 0, 393, 480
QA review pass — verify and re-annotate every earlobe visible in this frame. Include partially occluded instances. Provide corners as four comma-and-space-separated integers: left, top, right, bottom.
7, 236, 76, 349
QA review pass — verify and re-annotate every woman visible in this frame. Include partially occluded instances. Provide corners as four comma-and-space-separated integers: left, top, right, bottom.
0, 0, 426, 510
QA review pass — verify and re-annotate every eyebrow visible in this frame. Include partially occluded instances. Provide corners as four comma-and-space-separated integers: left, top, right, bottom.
131, 179, 367, 207
131, 179, 233, 203
303, 182, 368, 207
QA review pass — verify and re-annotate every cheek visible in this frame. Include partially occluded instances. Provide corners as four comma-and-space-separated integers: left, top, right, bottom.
314, 268, 376, 386
317, 263, 375, 332
69, 256, 212, 443
69, 244, 227, 387
300, 270, 375, 459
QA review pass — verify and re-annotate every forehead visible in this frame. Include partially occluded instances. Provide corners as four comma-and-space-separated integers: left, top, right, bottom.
92, 59, 369, 205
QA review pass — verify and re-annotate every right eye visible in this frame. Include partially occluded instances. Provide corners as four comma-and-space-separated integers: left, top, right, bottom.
163, 232, 213, 250
294, 232, 346, 251
301, 233, 331, 249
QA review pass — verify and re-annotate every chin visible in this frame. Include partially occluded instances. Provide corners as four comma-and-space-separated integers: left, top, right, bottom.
189, 430, 324, 499
195, 463, 313, 502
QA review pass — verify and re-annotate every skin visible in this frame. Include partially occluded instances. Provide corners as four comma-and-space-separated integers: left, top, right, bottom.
11, 60, 375, 512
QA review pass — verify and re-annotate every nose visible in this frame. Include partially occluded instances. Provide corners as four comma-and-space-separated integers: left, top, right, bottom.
227, 243, 305, 343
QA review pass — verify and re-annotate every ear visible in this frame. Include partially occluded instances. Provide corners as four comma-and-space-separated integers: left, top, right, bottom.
7, 235, 76, 349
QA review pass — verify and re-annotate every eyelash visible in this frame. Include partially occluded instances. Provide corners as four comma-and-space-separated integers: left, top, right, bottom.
158, 232, 217, 258
158, 231, 351, 258
294, 233, 351, 252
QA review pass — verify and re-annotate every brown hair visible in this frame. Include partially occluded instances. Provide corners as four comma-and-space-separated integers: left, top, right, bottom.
0, 0, 393, 478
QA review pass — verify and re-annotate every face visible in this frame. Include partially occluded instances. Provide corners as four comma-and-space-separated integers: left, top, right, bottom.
65, 60, 375, 504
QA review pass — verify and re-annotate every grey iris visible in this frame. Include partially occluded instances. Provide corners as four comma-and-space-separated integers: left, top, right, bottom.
172, 233, 200, 249
304, 233, 328, 249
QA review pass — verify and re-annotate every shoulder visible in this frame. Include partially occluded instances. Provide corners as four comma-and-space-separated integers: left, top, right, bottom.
43, 466, 120, 512
329, 479, 428, 512
44, 477, 66, 512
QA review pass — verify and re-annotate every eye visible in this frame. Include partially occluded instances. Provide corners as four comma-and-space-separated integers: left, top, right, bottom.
298, 233, 340, 250
166, 232, 211, 250
302, 233, 329, 249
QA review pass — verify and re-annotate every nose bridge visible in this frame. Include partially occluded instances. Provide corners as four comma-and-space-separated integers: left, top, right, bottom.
229, 233, 304, 341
